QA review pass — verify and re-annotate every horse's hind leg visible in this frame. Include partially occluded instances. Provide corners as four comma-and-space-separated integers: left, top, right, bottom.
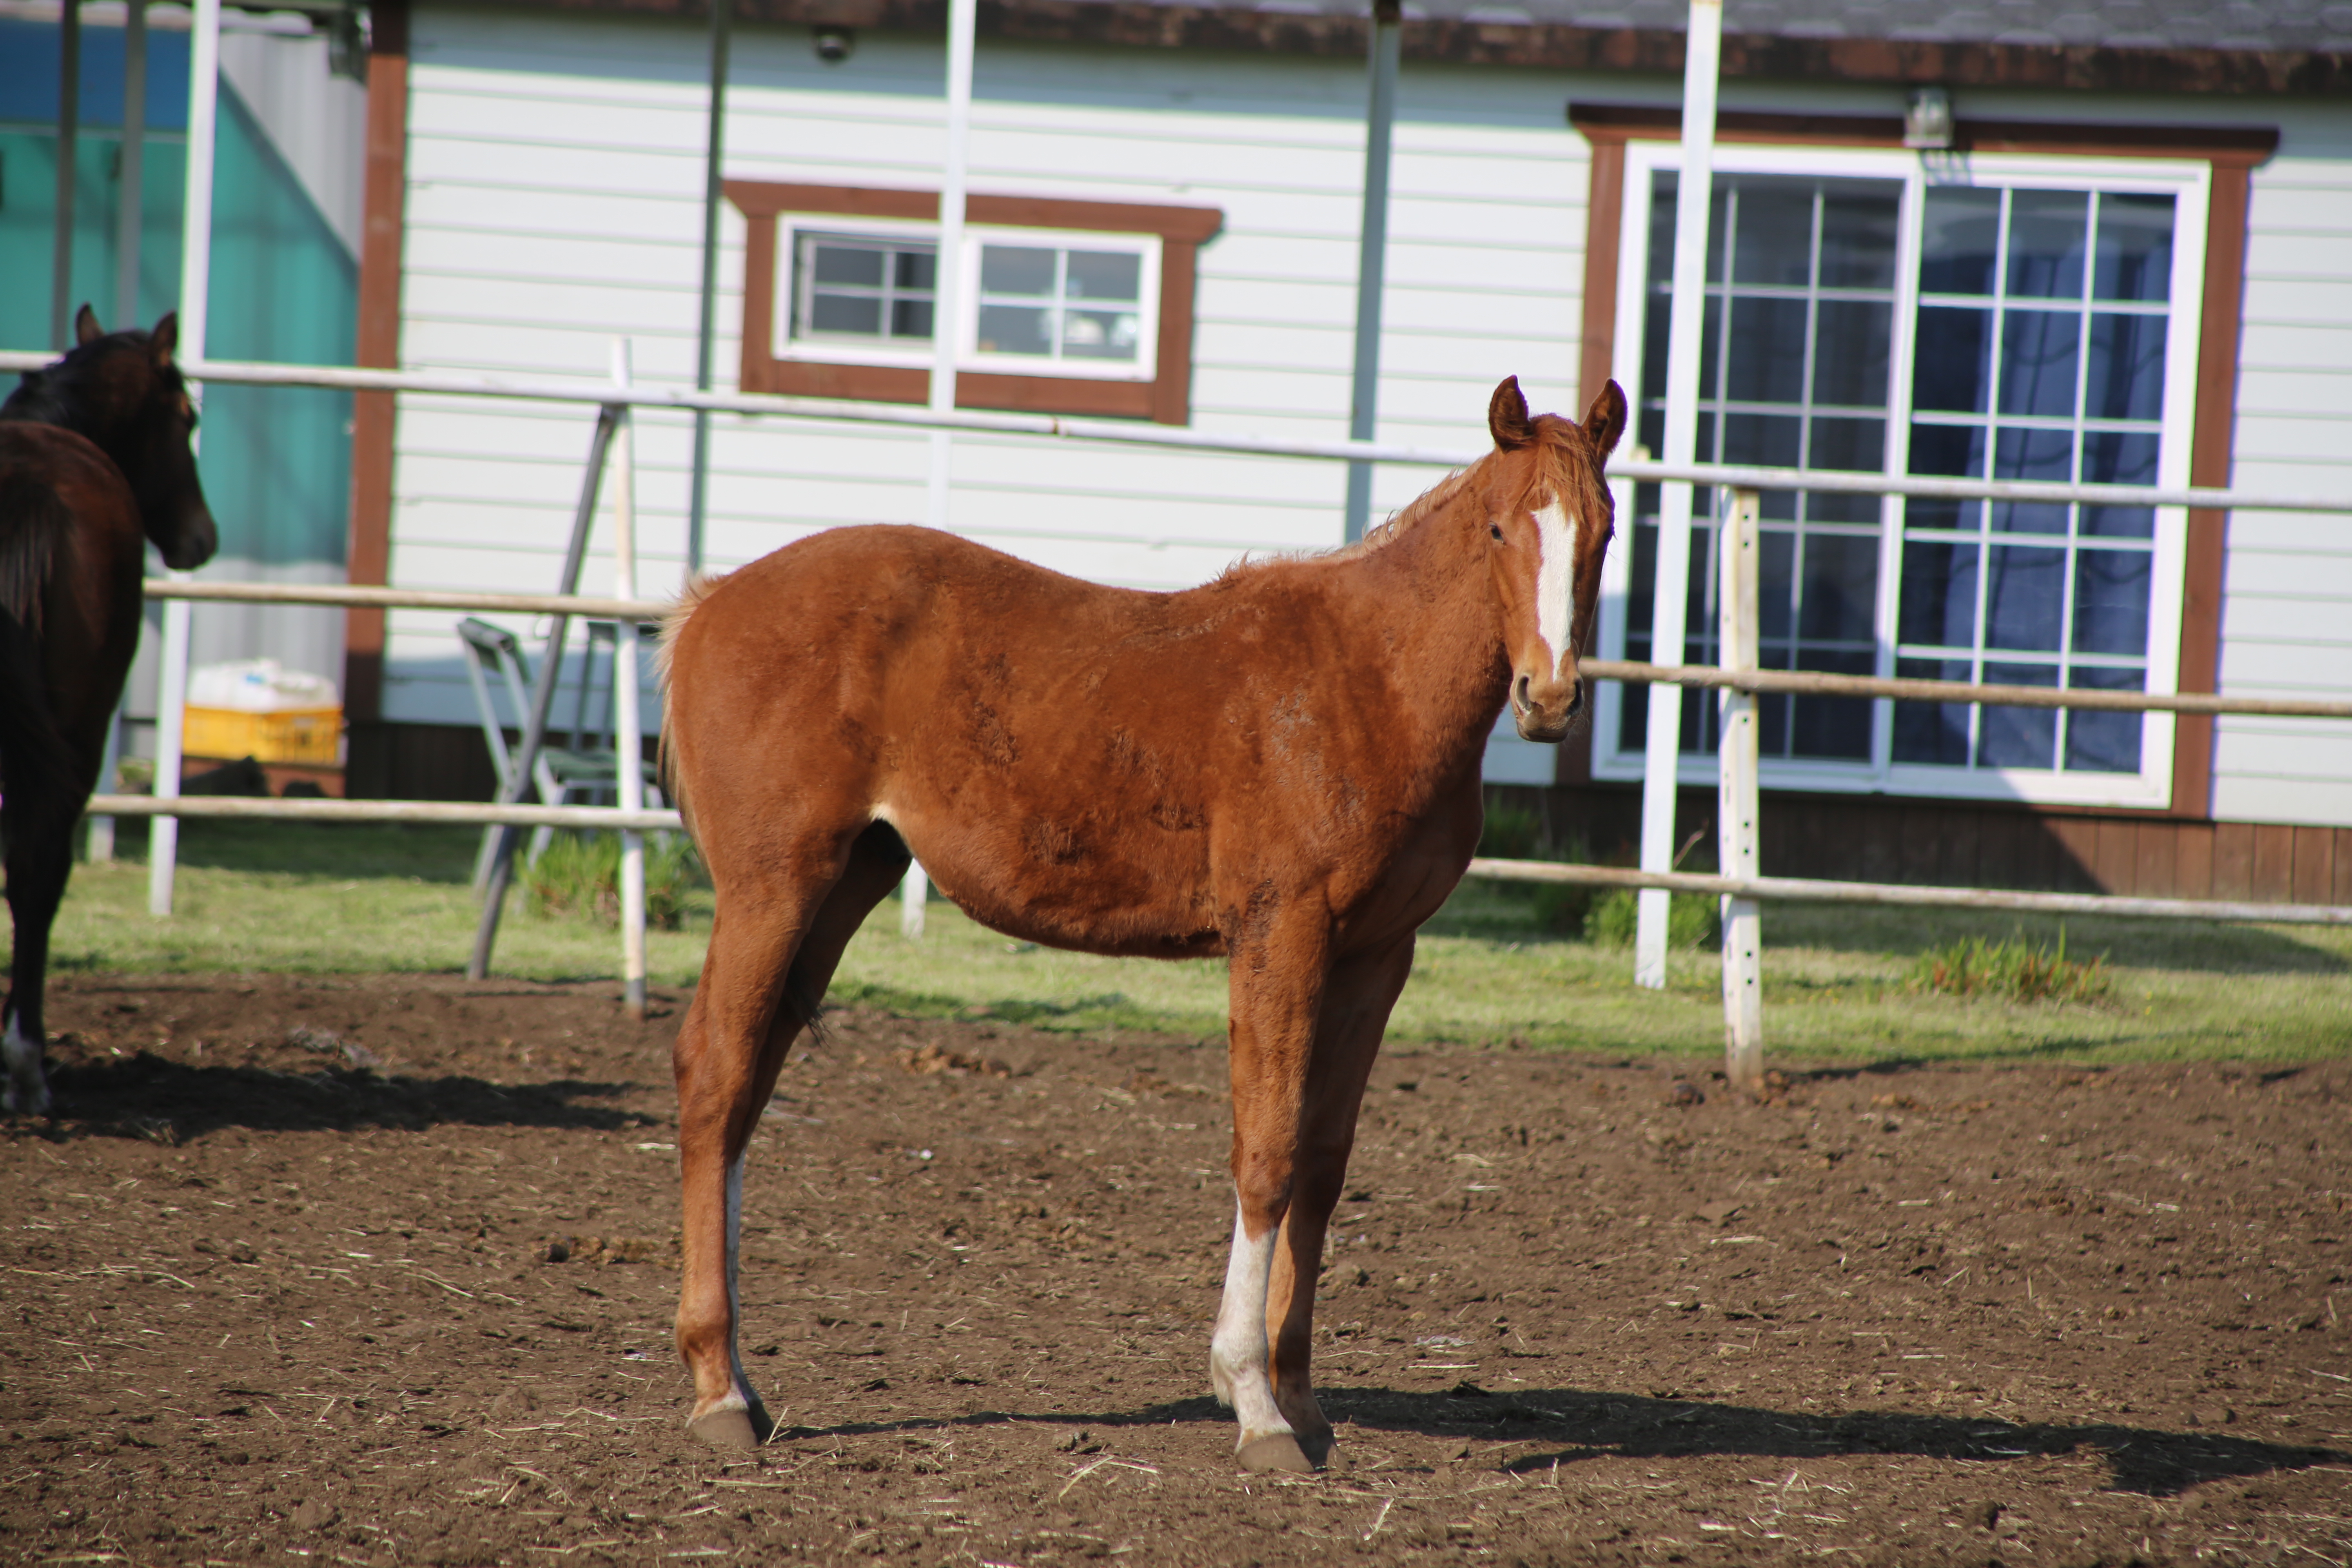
673, 821, 909, 1447
0, 768, 80, 1118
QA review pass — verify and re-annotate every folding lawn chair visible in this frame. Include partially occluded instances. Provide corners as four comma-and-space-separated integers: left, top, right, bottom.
457, 617, 664, 890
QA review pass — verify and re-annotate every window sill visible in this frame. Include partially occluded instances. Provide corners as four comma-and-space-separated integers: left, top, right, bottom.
747, 358, 1167, 420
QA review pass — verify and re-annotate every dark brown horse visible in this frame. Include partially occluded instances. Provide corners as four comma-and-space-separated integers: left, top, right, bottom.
0, 308, 217, 1116
659, 376, 1624, 1467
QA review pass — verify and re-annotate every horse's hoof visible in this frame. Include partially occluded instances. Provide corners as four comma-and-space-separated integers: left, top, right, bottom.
686, 1406, 768, 1449
1236, 1432, 1316, 1474
1294, 1426, 1337, 1468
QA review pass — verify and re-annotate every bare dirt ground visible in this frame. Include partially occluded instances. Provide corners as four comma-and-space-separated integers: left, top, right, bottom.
2, 971, 2348, 1566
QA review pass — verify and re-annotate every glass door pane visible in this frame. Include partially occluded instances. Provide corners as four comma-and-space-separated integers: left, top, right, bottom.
1621, 172, 1902, 763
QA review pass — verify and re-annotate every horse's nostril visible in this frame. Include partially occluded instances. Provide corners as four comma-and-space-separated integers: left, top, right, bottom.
1515, 673, 1532, 711
1566, 678, 1585, 717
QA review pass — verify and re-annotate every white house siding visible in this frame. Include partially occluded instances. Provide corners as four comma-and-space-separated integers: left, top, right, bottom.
388, 7, 1594, 784
2209, 99, 2352, 827
387, 16, 2352, 820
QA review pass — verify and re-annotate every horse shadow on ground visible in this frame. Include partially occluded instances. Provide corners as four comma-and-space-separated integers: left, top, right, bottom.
776, 1385, 2338, 1499
7, 1052, 658, 1143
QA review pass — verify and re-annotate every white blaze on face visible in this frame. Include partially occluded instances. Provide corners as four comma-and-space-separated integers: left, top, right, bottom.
1532, 494, 1580, 675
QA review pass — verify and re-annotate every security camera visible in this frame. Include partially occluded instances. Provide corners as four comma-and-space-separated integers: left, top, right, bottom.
813, 27, 854, 64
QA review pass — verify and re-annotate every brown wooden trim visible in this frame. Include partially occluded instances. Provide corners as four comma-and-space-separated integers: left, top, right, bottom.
2172, 161, 2253, 822
343, 0, 408, 741
725, 180, 1220, 424
724, 181, 935, 223
1572, 104, 1906, 149
1151, 231, 1198, 426
1555, 136, 1627, 790
1577, 138, 1626, 417
724, 181, 1223, 242
1568, 103, 2280, 164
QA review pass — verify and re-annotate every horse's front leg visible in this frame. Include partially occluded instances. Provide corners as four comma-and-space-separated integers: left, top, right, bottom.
1263, 931, 1416, 1466
1209, 913, 1330, 1473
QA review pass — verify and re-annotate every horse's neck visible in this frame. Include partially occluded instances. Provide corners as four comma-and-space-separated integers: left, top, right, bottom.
1340, 501, 1508, 776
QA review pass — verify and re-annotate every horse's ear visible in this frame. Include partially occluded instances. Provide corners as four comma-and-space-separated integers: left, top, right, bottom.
75, 305, 104, 346
1488, 376, 1536, 451
149, 313, 178, 368
1582, 379, 1628, 459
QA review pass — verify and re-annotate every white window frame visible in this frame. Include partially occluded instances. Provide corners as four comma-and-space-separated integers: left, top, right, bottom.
1593, 142, 2211, 811
773, 216, 1162, 384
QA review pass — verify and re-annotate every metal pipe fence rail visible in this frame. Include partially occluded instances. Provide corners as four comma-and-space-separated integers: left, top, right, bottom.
132, 580, 2352, 723
4, 349, 2351, 518
88, 794, 682, 831
14, 348, 2347, 1085
1457, 857, 2352, 927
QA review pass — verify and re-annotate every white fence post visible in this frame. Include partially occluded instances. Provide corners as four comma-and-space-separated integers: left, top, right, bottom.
86, 702, 125, 862
1717, 488, 1762, 1096
610, 339, 648, 1020
147, 596, 192, 916
901, 864, 929, 939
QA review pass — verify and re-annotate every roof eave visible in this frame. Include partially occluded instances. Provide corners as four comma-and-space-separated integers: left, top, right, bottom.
475, 0, 2352, 97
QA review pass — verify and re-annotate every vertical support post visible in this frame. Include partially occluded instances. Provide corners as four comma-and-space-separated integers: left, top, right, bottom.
90, 0, 138, 865
468, 405, 621, 978
116, 0, 147, 331
903, 0, 976, 938
149, 0, 221, 918
1717, 488, 1762, 1095
51, 0, 79, 350
924, 0, 974, 519
1341, 0, 1400, 544
610, 341, 648, 1019
1633, 0, 1722, 989
94, 7, 145, 864
685, 0, 730, 579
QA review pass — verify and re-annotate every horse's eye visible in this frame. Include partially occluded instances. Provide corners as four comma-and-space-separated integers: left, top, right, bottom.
1490, 524, 1503, 541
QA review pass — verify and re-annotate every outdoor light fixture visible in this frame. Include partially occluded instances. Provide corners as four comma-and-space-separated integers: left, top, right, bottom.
1904, 85, 1954, 150
813, 27, 855, 63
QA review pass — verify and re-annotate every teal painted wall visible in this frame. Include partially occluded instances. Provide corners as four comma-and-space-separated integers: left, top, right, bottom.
2, 17, 354, 571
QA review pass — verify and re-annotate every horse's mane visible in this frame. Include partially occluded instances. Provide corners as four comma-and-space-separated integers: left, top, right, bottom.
1217, 412, 1609, 582
0, 367, 85, 430
0, 331, 182, 437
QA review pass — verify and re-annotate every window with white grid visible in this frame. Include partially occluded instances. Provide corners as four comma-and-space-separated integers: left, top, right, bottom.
1597, 145, 2208, 809
776, 218, 1160, 383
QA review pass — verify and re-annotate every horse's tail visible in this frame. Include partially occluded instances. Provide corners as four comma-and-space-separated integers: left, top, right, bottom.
0, 462, 68, 637
654, 571, 727, 841
0, 474, 81, 825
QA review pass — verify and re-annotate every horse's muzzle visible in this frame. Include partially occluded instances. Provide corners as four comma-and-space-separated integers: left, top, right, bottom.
160, 507, 220, 571
1511, 669, 1584, 743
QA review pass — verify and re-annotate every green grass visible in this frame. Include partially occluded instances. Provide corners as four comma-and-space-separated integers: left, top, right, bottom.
1909, 927, 2112, 1005
49, 820, 717, 986
39, 821, 2352, 1065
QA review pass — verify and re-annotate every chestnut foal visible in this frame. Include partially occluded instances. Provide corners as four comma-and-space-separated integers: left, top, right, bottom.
659, 376, 1626, 1468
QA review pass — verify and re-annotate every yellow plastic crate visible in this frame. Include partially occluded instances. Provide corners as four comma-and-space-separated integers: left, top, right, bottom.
183, 704, 344, 766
